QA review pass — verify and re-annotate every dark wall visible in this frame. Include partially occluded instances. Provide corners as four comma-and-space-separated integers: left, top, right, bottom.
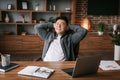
76, 0, 120, 32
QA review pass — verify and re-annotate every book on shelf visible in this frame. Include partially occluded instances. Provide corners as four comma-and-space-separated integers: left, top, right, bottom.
0, 63, 19, 72
18, 66, 55, 79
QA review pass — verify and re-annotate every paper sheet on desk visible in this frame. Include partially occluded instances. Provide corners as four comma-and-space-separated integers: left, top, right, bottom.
18, 66, 55, 78
99, 60, 120, 71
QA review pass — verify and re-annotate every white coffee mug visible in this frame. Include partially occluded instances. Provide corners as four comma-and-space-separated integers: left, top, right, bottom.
1, 54, 10, 66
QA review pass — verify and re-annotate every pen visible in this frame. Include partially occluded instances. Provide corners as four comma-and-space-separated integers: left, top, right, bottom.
35, 68, 40, 72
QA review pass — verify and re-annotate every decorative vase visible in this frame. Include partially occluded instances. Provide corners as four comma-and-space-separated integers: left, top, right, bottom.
98, 31, 103, 36
35, 5, 39, 11
53, 5, 56, 11
34, 3, 39, 11
5, 14, 9, 23
114, 45, 120, 60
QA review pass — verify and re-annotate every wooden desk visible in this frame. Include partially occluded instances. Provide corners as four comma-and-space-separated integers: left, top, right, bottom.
0, 61, 120, 80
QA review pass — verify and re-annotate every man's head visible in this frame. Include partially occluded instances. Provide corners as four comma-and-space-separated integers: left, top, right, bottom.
54, 16, 69, 36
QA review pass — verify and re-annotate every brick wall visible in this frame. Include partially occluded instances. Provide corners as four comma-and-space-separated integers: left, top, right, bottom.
76, 0, 120, 32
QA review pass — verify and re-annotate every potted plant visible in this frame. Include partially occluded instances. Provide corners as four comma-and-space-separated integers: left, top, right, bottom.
98, 22, 105, 36
111, 33, 120, 60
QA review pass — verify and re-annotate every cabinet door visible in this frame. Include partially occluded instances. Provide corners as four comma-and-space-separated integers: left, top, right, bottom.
0, 36, 22, 53
21, 36, 44, 53
80, 33, 114, 53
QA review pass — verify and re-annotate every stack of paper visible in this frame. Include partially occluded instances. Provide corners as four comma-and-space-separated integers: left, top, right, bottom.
18, 66, 55, 78
99, 60, 120, 71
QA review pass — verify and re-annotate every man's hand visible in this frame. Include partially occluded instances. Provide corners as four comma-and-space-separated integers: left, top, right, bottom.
81, 18, 91, 31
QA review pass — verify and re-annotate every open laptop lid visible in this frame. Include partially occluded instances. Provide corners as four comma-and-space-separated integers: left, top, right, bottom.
72, 55, 102, 77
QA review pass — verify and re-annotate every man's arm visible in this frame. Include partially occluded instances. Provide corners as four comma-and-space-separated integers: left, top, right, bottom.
69, 24, 87, 44
34, 23, 53, 39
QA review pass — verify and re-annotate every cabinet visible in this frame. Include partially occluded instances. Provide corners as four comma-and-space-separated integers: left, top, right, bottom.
0, 0, 76, 54
0, 35, 44, 54
80, 33, 114, 53
79, 33, 114, 60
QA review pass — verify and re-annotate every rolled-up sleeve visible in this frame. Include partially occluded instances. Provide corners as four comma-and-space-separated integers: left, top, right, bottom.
69, 24, 87, 44
34, 23, 53, 39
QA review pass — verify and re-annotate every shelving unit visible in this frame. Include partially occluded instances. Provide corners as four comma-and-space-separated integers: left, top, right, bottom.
0, 0, 76, 54
0, 0, 75, 35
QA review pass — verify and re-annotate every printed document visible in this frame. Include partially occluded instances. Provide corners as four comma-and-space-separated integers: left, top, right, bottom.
99, 60, 120, 71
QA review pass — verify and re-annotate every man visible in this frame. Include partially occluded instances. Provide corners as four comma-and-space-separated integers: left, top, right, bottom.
34, 16, 90, 61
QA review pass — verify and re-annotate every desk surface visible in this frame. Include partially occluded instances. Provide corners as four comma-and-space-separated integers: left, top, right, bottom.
0, 61, 120, 80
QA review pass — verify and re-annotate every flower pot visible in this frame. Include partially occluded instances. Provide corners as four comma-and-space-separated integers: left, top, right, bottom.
114, 45, 120, 60
98, 31, 103, 36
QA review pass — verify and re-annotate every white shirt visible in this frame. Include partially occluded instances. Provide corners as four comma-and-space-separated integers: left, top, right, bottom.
43, 36, 66, 61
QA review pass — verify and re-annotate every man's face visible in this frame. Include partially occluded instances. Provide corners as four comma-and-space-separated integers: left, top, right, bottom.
54, 19, 68, 36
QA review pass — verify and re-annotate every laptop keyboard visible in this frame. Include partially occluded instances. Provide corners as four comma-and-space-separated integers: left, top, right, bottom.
62, 68, 73, 76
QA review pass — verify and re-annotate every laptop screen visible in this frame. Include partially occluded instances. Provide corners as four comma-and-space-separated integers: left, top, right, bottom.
62, 55, 102, 78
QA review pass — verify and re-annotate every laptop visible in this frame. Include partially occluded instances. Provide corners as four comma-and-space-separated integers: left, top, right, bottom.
62, 55, 102, 78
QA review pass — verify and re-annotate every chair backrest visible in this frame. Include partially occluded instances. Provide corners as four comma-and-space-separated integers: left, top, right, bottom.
74, 43, 80, 59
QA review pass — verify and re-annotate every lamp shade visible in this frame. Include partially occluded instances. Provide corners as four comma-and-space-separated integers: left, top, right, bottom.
81, 18, 91, 30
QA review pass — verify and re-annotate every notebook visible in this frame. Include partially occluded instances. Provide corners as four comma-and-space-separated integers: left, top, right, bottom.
62, 55, 101, 78
0, 63, 19, 72
18, 66, 55, 79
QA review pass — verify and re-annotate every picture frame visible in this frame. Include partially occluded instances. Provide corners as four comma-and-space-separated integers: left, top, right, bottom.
7, 4, 12, 10
22, 1, 28, 10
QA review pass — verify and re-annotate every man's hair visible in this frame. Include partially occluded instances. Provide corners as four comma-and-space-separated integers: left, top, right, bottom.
55, 16, 69, 25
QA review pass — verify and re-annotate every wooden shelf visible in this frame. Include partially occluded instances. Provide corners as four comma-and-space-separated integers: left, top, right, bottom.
0, 0, 75, 35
